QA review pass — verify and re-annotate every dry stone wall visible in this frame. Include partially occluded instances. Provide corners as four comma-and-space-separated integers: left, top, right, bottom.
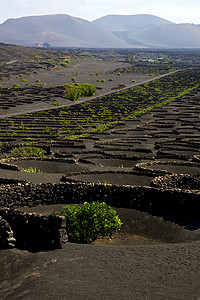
0, 178, 199, 251
0, 209, 67, 251
0, 180, 199, 218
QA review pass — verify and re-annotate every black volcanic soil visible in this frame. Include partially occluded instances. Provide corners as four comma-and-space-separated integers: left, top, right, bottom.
0, 93, 200, 299
0, 45, 200, 299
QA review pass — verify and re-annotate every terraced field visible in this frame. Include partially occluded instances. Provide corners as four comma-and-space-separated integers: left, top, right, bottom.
0, 69, 199, 146
0, 67, 199, 194
0, 46, 200, 300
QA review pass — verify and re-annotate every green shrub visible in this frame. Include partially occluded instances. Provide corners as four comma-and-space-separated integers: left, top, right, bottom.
59, 62, 69, 68
33, 56, 42, 60
21, 167, 42, 173
43, 126, 51, 133
63, 83, 75, 88
20, 78, 29, 82
62, 56, 71, 64
11, 146, 47, 158
49, 101, 61, 106
71, 77, 77, 82
47, 59, 55, 63
63, 58, 71, 64
64, 83, 96, 101
12, 83, 20, 88
2, 132, 17, 137
59, 201, 122, 243
65, 87, 82, 101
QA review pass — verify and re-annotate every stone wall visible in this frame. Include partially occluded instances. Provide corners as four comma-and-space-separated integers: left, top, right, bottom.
0, 180, 199, 218
0, 209, 67, 251
151, 174, 200, 190
0, 178, 199, 251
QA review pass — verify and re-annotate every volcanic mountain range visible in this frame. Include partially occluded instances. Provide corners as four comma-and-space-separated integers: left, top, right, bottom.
0, 13, 200, 48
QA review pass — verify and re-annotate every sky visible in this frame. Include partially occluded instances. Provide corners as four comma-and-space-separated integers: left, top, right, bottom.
0, 0, 200, 24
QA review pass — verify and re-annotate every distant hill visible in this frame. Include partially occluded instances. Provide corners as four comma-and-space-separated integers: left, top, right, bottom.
0, 14, 128, 48
93, 14, 200, 48
93, 14, 174, 32
0, 14, 200, 48
128, 23, 200, 48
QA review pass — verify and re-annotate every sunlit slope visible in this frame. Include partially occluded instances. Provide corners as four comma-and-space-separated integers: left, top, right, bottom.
0, 14, 128, 47
93, 14, 200, 48
129, 23, 200, 48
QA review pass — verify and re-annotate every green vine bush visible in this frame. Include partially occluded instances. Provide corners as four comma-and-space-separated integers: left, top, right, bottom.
21, 167, 42, 173
12, 83, 20, 88
59, 62, 69, 68
49, 101, 61, 106
58, 201, 123, 244
64, 83, 96, 101
11, 146, 47, 158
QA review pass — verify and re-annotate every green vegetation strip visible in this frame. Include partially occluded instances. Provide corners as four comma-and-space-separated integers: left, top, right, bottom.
0, 69, 200, 143
67, 83, 200, 140
11, 147, 47, 158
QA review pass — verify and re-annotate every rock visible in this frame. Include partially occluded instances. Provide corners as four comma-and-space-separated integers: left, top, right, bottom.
0, 216, 15, 249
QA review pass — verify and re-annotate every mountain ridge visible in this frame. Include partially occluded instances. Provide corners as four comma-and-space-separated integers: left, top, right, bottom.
93, 14, 174, 32
0, 14, 128, 48
0, 13, 200, 48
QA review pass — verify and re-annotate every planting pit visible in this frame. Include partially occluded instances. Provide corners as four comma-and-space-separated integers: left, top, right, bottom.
4, 158, 87, 174
88, 157, 138, 168
65, 171, 153, 186
150, 163, 200, 174
12, 159, 87, 173
135, 161, 200, 175
17, 203, 199, 245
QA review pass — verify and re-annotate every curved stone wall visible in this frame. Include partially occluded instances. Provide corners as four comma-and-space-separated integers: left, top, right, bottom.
151, 174, 200, 190
0, 177, 199, 251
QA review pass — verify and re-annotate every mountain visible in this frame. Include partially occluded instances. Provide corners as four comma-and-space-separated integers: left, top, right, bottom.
0, 14, 200, 48
128, 23, 200, 48
93, 14, 174, 32
93, 14, 200, 48
0, 14, 128, 48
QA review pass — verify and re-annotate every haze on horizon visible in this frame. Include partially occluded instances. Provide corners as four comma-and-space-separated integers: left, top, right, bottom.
0, 0, 200, 24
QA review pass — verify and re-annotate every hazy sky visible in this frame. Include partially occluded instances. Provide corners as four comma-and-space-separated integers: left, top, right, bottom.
0, 0, 199, 24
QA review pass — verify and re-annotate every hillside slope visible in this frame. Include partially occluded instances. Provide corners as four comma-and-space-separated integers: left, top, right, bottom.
0, 14, 128, 48
0, 14, 200, 48
93, 14, 174, 32
93, 14, 200, 48
129, 23, 200, 48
